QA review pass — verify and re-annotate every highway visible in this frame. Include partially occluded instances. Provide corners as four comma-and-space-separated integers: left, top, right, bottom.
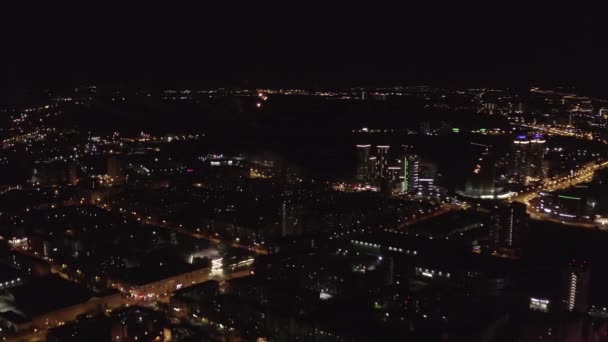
509, 120, 608, 225
514, 122, 599, 142
510, 161, 607, 204
510, 160, 608, 228
396, 202, 462, 230
3, 250, 252, 342
93, 202, 269, 255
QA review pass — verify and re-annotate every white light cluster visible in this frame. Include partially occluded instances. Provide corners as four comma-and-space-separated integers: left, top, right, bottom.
351, 240, 380, 248
0, 278, 22, 289
387, 246, 417, 255
568, 273, 577, 311
210, 258, 223, 276
416, 267, 450, 279
529, 297, 550, 312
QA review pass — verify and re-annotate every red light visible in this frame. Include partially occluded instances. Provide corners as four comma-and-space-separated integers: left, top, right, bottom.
186, 169, 194, 173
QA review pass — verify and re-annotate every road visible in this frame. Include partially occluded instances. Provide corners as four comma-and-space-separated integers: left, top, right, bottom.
510, 161, 606, 205
514, 122, 600, 142
508, 121, 608, 205
94, 202, 269, 255
510, 160, 608, 228
3, 263, 252, 342
507, 121, 608, 227
396, 203, 462, 230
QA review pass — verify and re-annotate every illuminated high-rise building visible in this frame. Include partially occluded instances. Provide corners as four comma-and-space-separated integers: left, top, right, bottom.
529, 134, 547, 180
368, 156, 378, 181
387, 166, 401, 182
355, 145, 371, 181
402, 146, 419, 194
417, 178, 435, 197
511, 134, 546, 184
417, 161, 438, 197
489, 202, 528, 248
511, 135, 530, 183
376, 146, 390, 179
561, 260, 591, 313
387, 166, 402, 192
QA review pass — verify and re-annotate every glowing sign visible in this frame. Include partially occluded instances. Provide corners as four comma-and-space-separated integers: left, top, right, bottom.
320, 292, 333, 300
529, 297, 550, 312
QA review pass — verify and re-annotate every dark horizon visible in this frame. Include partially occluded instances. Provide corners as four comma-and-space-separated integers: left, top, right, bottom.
1, 4, 607, 96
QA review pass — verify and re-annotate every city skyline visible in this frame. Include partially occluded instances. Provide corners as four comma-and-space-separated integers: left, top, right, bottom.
1, 7, 608, 341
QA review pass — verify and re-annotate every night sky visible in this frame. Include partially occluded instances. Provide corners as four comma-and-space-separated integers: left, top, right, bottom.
1, 4, 605, 93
